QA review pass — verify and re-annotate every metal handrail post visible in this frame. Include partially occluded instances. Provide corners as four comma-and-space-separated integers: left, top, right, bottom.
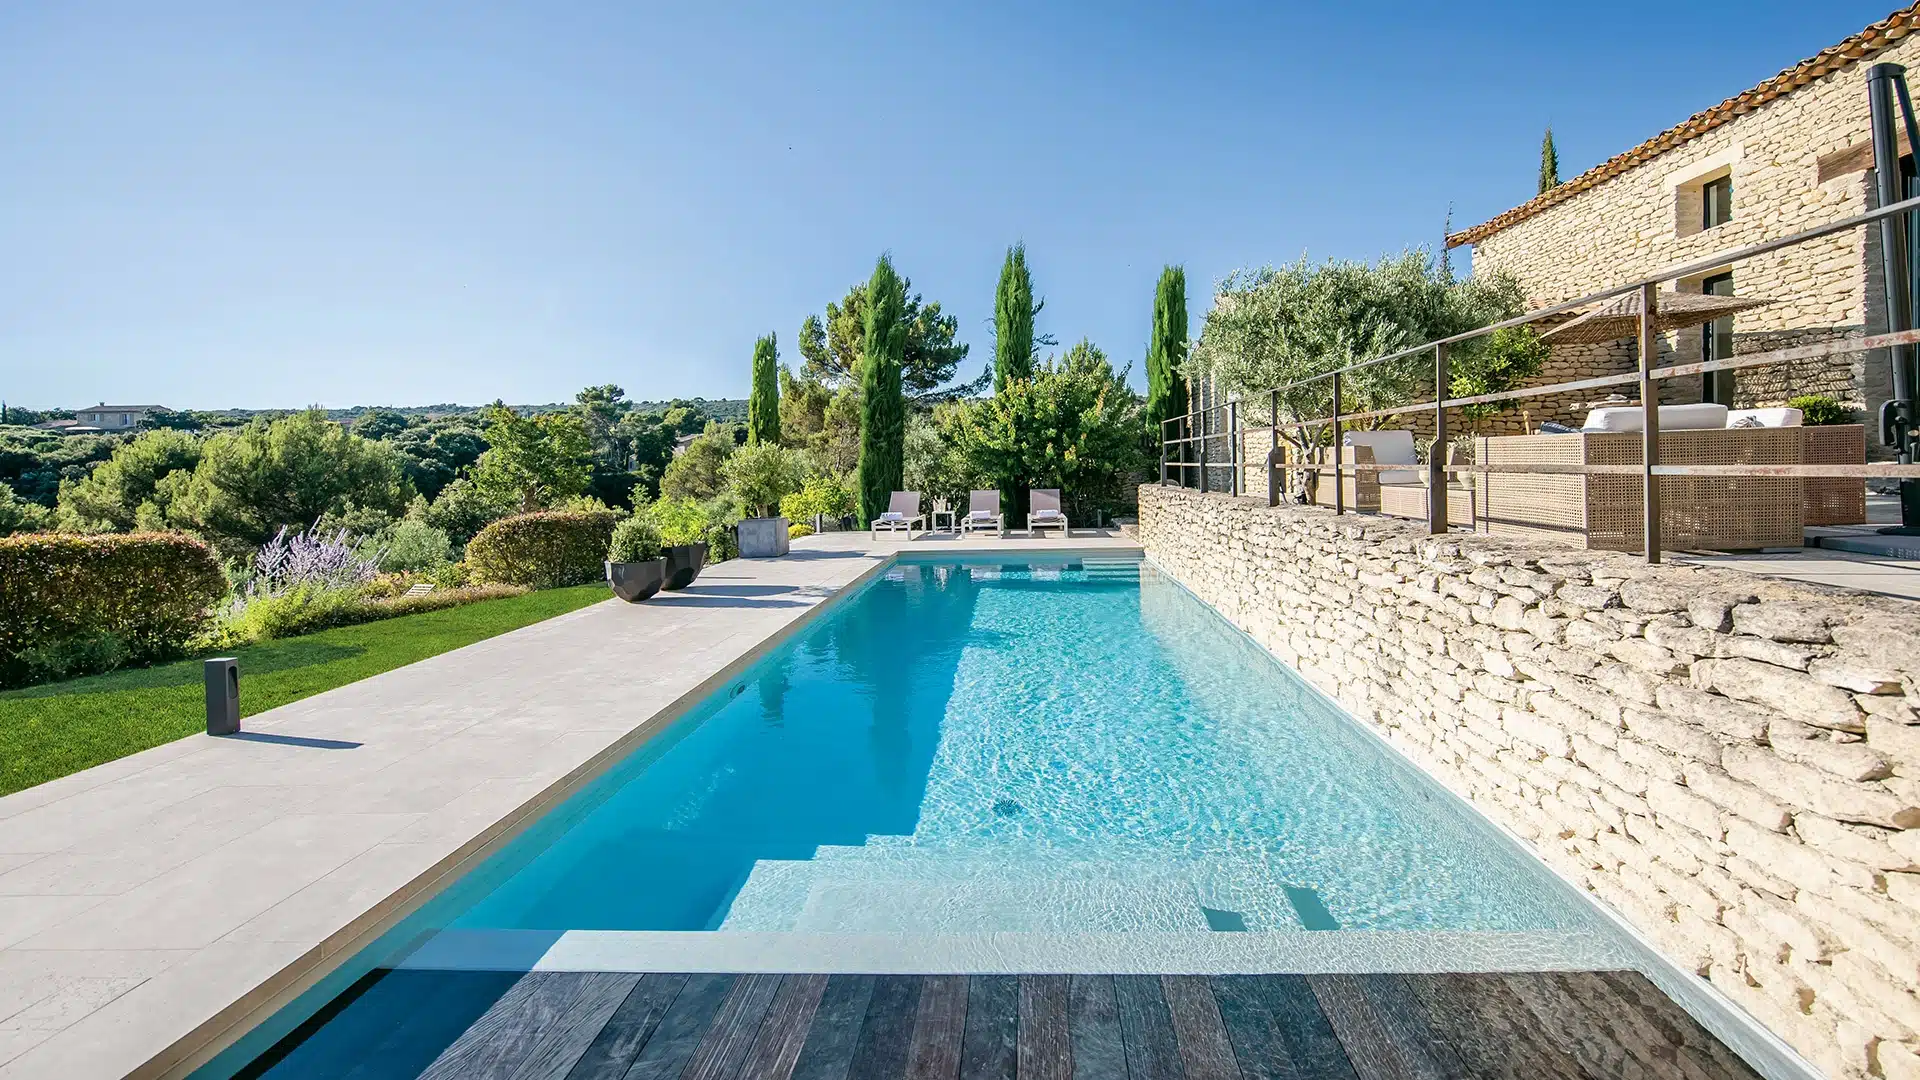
1429, 342, 1450, 535
1637, 282, 1663, 563
1228, 399, 1240, 496
1331, 371, 1344, 515
1159, 417, 1169, 484
1268, 388, 1281, 507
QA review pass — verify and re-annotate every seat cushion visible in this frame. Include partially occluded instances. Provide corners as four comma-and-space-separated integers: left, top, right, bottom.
1377, 470, 1422, 485
1727, 408, 1803, 428
1582, 403, 1728, 432
1341, 429, 1417, 464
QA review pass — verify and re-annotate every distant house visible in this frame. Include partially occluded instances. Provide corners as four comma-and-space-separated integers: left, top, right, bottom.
65, 403, 167, 433
1447, 3, 1920, 452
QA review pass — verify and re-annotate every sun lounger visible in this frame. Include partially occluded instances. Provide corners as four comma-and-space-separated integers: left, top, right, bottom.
1028, 488, 1069, 537
871, 491, 926, 539
962, 490, 1005, 536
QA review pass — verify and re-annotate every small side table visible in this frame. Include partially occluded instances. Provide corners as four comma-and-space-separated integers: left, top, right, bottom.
929, 508, 957, 533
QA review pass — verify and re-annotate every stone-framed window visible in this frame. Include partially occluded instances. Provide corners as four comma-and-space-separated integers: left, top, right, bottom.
1675, 166, 1735, 238
1701, 175, 1733, 230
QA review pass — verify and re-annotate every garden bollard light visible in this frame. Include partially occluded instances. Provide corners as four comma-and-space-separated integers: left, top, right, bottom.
205, 657, 240, 736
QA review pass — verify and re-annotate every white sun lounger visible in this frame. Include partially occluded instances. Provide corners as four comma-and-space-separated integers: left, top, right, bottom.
870, 491, 926, 539
1028, 488, 1069, 537
962, 490, 1005, 536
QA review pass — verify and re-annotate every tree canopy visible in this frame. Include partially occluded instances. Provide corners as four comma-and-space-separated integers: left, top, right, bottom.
56, 428, 203, 533
1144, 265, 1189, 434
748, 333, 781, 445
470, 403, 593, 513
797, 276, 978, 402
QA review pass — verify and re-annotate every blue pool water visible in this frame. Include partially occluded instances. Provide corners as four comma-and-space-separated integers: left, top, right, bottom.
434, 554, 1592, 937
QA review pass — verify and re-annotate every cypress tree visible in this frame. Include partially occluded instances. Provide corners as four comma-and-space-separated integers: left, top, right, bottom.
747, 332, 781, 445
993, 244, 1036, 522
994, 244, 1036, 392
1144, 265, 1189, 438
857, 254, 908, 526
1539, 127, 1560, 195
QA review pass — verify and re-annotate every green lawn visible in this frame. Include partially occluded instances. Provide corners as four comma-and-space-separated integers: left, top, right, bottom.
0, 584, 610, 797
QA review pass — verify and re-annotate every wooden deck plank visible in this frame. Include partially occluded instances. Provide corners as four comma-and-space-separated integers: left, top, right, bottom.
681, 973, 785, 1080
561, 974, 690, 1080
792, 975, 878, 1080
510, 973, 642, 1080
738, 975, 831, 1080
1114, 974, 1182, 1080
1399, 973, 1586, 1080
1162, 976, 1242, 1080
848, 976, 924, 1080
1066, 976, 1125, 1080
1307, 974, 1446, 1080
1016, 976, 1073, 1080
1590, 971, 1763, 1080
959, 976, 1017, 1080
905, 975, 969, 1080
417, 971, 592, 1080
248, 969, 437, 1080
625, 973, 740, 1080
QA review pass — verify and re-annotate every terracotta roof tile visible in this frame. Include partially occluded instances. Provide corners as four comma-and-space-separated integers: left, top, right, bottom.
1447, 3, 1920, 248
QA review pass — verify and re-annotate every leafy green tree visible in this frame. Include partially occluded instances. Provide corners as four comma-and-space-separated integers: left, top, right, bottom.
56, 428, 204, 532
424, 476, 515, 547
470, 402, 592, 513
798, 277, 978, 402
0, 485, 52, 535
659, 423, 736, 502
904, 407, 985, 509
1539, 127, 1560, 194
573, 385, 630, 460
0, 428, 118, 507
856, 255, 908, 525
1452, 326, 1550, 420
386, 418, 489, 501
748, 333, 782, 445
138, 408, 204, 432
167, 410, 413, 548
723, 442, 806, 519
1144, 265, 1190, 438
349, 409, 411, 441
779, 472, 856, 526
951, 340, 1145, 522
1188, 251, 1530, 451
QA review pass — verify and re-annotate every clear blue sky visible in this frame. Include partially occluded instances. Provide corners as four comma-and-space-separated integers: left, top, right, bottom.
0, 1, 1895, 410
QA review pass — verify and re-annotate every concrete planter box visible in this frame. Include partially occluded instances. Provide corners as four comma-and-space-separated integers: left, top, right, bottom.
663, 542, 709, 590
737, 516, 790, 558
605, 558, 668, 602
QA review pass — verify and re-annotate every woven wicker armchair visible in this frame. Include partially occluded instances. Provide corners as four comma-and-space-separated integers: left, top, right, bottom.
1475, 428, 1805, 552
1378, 442, 1477, 529
1803, 424, 1867, 526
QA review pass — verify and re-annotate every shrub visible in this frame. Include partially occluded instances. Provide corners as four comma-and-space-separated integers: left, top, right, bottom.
431, 560, 472, 589
647, 495, 712, 547
0, 532, 227, 687
607, 517, 664, 563
705, 523, 738, 562
780, 472, 856, 526
1787, 394, 1856, 426
203, 581, 529, 645
789, 523, 814, 539
466, 509, 620, 588
247, 525, 382, 594
379, 518, 454, 573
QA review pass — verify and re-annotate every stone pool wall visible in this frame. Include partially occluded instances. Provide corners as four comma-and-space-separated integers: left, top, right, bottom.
1136, 483, 1920, 1080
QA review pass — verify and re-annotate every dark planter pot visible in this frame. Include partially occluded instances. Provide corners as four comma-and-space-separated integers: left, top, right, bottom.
663, 542, 709, 591
606, 558, 668, 602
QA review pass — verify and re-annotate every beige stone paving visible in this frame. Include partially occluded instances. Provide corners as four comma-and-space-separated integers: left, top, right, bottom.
0, 528, 1136, 1079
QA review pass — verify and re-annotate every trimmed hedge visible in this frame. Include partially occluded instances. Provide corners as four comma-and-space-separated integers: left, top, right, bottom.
466, 510, 621, 588
0, 532, 227, 688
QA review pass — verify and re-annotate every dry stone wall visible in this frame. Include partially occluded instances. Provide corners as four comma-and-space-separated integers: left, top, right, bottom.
1138, 483, 1920, 1080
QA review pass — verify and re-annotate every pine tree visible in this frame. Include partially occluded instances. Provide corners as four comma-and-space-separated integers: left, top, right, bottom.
1144, 265, 1189, 439
1539, 127, 1560, 195
747, 332, 781, 446
993, 244, 1037, 522
856, 255, 908, 526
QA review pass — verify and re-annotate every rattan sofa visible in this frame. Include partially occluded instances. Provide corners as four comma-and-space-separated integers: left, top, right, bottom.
1474, 428, 1806, 552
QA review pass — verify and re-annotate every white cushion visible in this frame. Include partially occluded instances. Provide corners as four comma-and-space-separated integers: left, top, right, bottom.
1378, 474, 1424, 487
876, 511, 906, 522
1726, 408, 1803, 428
1341, 429, 1417, 465
1581, 403, 1728, 433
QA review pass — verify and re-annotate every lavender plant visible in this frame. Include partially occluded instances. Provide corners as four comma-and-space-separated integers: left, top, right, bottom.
245, 525, 384, 596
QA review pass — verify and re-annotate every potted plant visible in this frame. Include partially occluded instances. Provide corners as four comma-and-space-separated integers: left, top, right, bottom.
723, 443, 805, 558
605, 517, 667, 602
649, 497, 711, 590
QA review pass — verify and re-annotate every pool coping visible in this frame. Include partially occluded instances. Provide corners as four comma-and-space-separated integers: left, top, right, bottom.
0, 531, 1142, 1080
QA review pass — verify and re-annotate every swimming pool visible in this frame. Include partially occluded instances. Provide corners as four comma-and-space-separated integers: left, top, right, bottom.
204, 552, 1632, 1077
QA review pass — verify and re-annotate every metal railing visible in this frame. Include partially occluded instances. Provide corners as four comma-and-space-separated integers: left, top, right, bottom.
1160, 190, 1920, 562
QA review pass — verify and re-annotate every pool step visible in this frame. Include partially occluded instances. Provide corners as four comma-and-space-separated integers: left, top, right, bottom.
717, 853, 1309, 933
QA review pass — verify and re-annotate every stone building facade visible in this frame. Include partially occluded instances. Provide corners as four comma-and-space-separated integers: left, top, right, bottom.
1449, 6, 1920, 451
1139, 483, 1920, 1080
